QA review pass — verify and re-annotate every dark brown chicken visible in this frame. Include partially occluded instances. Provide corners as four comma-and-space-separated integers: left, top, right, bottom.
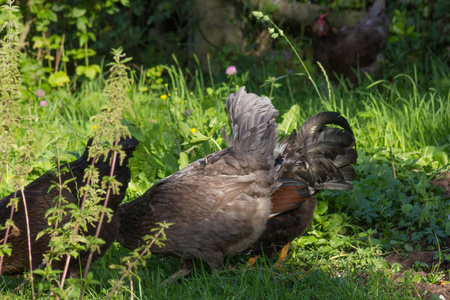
246, 112, 357, 259
0, 136, 139, 276
118, 87, 280, 274
312, 0, 389, 85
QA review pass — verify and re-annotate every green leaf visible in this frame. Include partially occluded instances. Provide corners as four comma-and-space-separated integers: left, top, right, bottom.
433, 151, 448, 166
84, 65, 101, 79
33, 38, 44, 49
315, 200, 328, 216
177, 121, 192, 137
48, 10, 58, 22
190, 132, 209, 144
406, 25, 415, 36
298, 235, 318, 246
404, 243, 414, 252
401, 204, 413, 214
358, 111, 375, 118
278, 104, 300, 134
388, 36, 399, 43
76, 65, 86, 76
392, 24, 405, 36
72, 7, 86, 18
178, 152, 189, 170
88, 32, 96, 42
122, 57, 133, 64
48, 71, 70, 87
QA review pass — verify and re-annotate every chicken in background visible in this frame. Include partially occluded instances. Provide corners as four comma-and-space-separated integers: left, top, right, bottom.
118, 87, 280, 280
246, 112, 357, 261
312, 0, 390, 85
0, 136, 139, 276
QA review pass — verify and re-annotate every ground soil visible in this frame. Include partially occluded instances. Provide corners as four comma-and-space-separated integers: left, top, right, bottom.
385, 237, 450, 299
431, 171, 450, 197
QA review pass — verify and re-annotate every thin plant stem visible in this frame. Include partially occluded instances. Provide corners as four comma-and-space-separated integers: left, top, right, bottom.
389, 140, 396, 178
0, 119, 10, 163
106, 227, 166, 300
0, 145, 9, 188
20, 187, 34, 297
267, 20, 323, 101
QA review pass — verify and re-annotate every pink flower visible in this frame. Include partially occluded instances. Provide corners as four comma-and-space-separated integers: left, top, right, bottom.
36, 89, 45, 98
226, 65, 237, 75
40, 100, 48, 107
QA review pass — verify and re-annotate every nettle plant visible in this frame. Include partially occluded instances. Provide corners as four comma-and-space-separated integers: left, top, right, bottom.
1, 2, 167, 296
0, 1, 42, 295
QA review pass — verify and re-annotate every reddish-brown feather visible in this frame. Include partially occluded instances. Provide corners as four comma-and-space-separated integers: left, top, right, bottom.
270, 184, 310, 216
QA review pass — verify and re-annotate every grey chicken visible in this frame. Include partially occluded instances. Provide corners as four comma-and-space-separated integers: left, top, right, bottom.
312, 0, 390, 85
0, 136, 139, 276
246, 112, 357, 260
118, 87, 280, 276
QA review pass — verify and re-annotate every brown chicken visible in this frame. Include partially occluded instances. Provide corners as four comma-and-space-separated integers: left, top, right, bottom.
246, 112, 357, 260
312, 0, 390, 85
0, 136, 139, 276
118, 87, 280, 276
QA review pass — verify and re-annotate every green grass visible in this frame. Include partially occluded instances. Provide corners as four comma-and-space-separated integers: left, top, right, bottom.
1, 35, 450, 300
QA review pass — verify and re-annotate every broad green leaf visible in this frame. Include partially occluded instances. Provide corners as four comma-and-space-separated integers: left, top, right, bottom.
76, 65, 86, 76
315, 200, 328, 216
278, 104, 300, 134
72, 7, 86, 18
48, 71, 70, 87
401, 204, 412, 214
190, 132, 209, 144
84, 65, 101, 79
177, 121, 192, 137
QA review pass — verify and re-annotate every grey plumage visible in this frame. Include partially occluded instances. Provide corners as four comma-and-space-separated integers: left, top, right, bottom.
118, 87, 280, 271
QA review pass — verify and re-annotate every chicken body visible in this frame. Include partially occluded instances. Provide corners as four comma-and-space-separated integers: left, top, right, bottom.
312, 0, 389, 85
0, 137, 139, 276
247, 112, 357, 258
118, 87, 280, 270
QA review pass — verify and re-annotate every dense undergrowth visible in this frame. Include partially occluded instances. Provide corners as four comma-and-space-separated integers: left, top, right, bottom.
1, 0, 450, 299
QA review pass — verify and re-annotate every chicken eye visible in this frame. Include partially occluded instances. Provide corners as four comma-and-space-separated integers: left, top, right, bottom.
275, 156, 284, 166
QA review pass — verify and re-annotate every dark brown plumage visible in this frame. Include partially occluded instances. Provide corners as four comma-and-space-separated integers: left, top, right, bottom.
118, 87, 280, 272
0, 136, 139, 276
247, 112, 357, 258
312, 0, 390, 84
